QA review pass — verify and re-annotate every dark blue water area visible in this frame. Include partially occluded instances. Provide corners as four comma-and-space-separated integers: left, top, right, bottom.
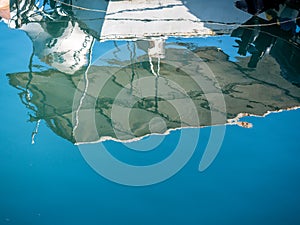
1, 23, 300, 225
1, 74, 300, 225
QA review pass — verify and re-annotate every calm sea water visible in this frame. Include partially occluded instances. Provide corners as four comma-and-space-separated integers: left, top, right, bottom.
1, 2, 300, 225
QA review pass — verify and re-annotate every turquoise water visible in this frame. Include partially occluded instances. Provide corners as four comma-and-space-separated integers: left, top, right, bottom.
1, 76, 300, 224
1, 4, 300, 225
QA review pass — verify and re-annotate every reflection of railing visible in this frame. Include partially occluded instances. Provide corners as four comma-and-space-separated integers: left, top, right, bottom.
235, 0, 300, 16
232, 15, 300, 81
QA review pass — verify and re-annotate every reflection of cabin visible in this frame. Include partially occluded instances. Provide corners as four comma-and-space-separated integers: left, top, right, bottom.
7, 45, 300, 144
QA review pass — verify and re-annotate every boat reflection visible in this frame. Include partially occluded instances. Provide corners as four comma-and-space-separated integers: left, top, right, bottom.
3, 0, 251, 40
3, 0, 300, 144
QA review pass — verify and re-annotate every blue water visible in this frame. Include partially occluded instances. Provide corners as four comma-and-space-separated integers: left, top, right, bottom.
1, 22, 300, 225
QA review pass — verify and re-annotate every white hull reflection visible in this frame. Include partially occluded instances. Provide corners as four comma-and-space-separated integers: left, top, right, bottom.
4, 0, 251, 39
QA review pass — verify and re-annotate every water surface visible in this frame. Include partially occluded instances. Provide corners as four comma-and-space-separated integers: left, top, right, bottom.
1, 0, 300, 224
